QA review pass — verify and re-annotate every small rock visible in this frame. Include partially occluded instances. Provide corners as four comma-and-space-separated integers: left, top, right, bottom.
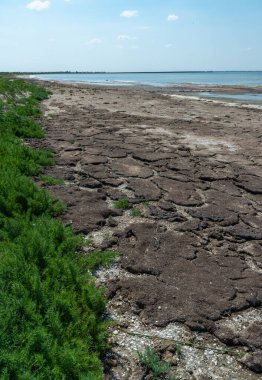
171, 355, 178, 366
118, 321, 129, 329
162, 351, 173, 362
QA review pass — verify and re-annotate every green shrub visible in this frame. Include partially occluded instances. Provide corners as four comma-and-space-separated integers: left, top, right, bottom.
3, 109, 44, 138
0, 168, 63, 218
41, 175, 64, 186
113, 198, 130, 210
138, 347, 177, 380
0, 77, 109, 379
0, 218, 108, 379
80, 250, 119, 273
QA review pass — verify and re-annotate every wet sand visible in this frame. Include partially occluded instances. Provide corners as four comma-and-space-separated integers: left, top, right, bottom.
30, 80, 262, 379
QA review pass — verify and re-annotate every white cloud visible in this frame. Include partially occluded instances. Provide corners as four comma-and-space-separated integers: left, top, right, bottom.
117, 35, 137, 41
167, 14, 179, 22
85, 38, 102, 46
120, 10, 138, 18
26, 0, 50, 11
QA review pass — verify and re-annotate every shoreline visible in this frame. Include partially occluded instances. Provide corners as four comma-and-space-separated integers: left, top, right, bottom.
33, 80, 262, 379
23, 76, 262, 108
21, 74, 262, 92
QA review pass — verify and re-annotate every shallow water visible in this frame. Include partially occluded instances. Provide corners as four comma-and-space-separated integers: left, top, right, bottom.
197, 91, 262, 102
34, 71, 262, 87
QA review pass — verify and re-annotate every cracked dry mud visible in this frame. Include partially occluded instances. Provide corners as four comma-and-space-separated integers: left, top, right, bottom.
31, 81, 261, 379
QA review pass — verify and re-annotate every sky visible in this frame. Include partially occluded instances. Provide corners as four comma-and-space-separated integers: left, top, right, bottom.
0, 0, 262, 72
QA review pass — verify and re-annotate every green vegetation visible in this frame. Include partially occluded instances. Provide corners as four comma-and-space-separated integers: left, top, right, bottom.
138, 347, 178, 380
140, 200, 151, 207
0, 78, 110, 379
175, 343, 182, 357
41, 175, 64, 186
113, 198, 143, 216
130, 207, 142, 217
80, 250, 119, 272
68, 139, 75, 144
85, 235, 95, 246
113, 198, 130, 210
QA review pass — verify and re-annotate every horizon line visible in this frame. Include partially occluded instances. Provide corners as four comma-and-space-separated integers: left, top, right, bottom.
2, 70, 262, 75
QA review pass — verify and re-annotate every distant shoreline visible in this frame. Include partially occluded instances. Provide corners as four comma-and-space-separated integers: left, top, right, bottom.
3, 70, 262, 75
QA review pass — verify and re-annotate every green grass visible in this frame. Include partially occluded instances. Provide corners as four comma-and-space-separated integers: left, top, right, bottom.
130, 208, 142, 217
41, 175, 64, 186
113, 199, 143, 216
80, 250, 119, 273
113, 198, 130, 210
0, 77, 110, 379
138, 347, 178, 380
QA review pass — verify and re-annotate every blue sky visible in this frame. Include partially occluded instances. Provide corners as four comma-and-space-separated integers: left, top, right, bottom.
0, 0, 262, 72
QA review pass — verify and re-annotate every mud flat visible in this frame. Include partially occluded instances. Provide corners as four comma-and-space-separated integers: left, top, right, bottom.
30, 80, 262, 379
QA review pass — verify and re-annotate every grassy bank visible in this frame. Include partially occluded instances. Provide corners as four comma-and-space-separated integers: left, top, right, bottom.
0, 78, 110, 379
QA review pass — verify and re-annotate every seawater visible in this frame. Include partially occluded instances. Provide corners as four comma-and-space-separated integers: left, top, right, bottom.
33, 71, 262, 102
34, 71, 262, 87
197, 91, 262, 102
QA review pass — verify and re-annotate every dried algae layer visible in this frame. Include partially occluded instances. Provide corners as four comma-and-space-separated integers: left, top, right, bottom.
35, 79, 262, 379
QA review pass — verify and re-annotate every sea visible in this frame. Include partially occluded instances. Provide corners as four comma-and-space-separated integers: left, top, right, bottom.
33, 71, 262, 102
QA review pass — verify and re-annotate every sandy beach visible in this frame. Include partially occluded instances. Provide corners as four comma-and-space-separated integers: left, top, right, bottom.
29, 80, 262, 379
